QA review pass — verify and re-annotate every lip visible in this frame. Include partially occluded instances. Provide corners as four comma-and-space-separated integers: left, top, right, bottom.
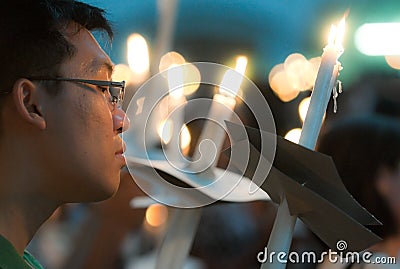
115, 142, 126, 155
115, 152, 126, 165
115, 141, 127, 165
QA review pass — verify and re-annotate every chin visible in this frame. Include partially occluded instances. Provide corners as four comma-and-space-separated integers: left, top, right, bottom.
75, 172, 121, 203
94, 175, 121, 201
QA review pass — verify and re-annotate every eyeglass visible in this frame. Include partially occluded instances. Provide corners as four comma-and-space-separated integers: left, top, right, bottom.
27, 77, 125, 111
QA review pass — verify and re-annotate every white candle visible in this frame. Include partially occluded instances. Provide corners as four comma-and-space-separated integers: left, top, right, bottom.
156, 57, 247, 269
299, 18, 345, 149
152, 0, 179, 74
262, 18, 346, 269
137, 0, 178, 150
191, 56, 248, 172
126, 34, 158, 152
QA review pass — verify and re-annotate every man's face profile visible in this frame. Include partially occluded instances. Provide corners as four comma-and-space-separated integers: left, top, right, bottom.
28, 23, 129, 203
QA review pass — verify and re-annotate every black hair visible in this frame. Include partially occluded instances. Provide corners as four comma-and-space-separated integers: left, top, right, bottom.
318, 115, 400, 238
0, 0, 113, 93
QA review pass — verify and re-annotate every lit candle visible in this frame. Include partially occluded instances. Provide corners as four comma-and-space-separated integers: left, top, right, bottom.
126, 33, 161, 152
262, 18, 346, 269
191, 56, 248, 172
299, 18, 345, 149
180, 124, 192, 157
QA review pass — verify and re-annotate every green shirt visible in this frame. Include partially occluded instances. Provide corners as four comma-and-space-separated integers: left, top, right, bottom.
0, 235, 43, 269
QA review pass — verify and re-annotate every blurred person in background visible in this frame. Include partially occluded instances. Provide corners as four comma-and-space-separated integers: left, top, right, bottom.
317, 115, 400, 269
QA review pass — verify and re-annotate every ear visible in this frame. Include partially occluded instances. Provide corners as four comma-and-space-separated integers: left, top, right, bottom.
12, 78, 46, 130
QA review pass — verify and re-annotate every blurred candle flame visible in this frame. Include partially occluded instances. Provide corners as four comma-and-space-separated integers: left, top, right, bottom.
219, 55, 248, 96
235, 56, 248, 76
127, 33, 150, 82
180, 124, 191, 155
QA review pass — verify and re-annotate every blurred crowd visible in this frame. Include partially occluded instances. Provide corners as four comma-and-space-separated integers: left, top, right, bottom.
28, 72, 400, 269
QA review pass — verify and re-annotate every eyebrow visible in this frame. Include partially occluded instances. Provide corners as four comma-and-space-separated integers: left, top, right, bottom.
84, 58, 114, 76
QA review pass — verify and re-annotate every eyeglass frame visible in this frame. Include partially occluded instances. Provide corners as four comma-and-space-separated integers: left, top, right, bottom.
19, 77, 126, 110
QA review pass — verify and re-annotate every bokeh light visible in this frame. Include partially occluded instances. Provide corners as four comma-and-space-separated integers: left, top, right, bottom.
284, 128, 302, 144
182, 63, 201, 96
298, 97, 311, 122
159, 52, 201, 96
355, 23, 400, 55
284, 53, 309, 91
385, 55, 400, 69
145, 204, 168, 227
268, 53, 321, 102
112, 64, 134, 85
159, 51, 186, 74
269, 70, 299, 102
127, 33, 150, 83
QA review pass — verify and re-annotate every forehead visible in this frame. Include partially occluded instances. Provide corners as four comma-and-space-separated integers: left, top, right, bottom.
59, 23, 113, 77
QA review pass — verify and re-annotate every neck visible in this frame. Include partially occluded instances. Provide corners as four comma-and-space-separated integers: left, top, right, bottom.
0, 195, 59, 254
0, 120, 62, 254
0, 139, 60, 255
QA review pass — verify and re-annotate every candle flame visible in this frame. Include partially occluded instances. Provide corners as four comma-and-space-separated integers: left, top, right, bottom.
336, 17, 346, 47
127, 34, 150, 77
328, 17, 345, 51
179, 124, 191, 154
328, 25, 337, 45
219, 55, 248, 96
235, 56, 248, 75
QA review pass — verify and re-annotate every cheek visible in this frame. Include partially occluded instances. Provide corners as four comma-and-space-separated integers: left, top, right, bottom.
50, 93, 114, 160
47, 90, 115, 159
78, 97, 114, 145
42, 89, 120, 201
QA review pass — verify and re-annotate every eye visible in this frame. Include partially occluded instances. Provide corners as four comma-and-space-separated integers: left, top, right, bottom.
96, 85, 108, 93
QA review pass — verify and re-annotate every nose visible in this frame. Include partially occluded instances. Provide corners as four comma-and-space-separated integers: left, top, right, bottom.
113, 107, 130, 134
